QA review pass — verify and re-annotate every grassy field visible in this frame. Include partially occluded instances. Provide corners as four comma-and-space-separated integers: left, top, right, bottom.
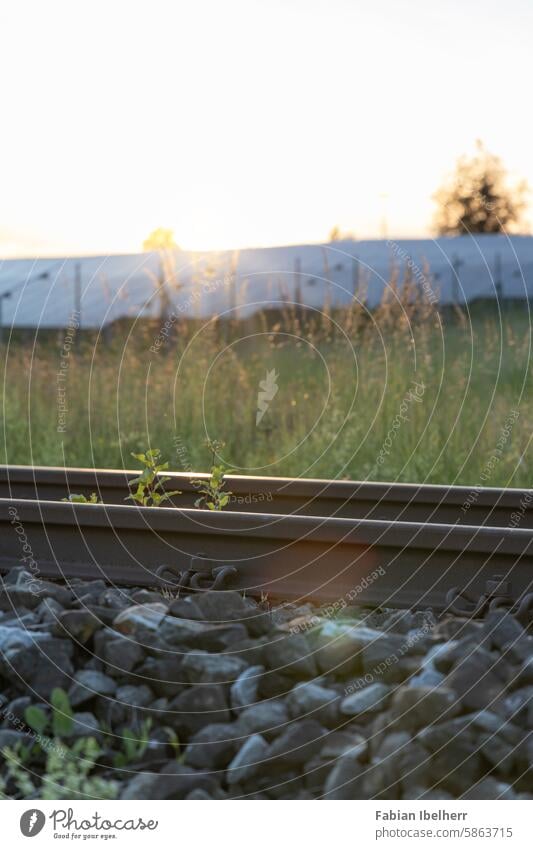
0, 299, 531, 487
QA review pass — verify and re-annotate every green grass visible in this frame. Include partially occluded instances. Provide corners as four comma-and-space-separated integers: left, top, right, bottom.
0, 300, 531, 487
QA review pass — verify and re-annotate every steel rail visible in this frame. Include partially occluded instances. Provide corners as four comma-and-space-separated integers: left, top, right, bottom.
0, 465, 532, 528
1, 497, 532, 614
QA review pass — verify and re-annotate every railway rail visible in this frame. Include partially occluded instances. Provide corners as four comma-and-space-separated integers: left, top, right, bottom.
1, 464, 532, 527
1, 465, 533, 620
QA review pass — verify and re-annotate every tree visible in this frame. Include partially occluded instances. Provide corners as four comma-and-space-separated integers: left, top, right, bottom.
433, 142, 528, 236
143, 227, 178, 252
328, 226, 356, 242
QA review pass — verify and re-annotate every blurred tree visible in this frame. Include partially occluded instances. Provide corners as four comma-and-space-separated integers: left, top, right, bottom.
433, 142, 529, 236
328, 226, 356, 242
143, 227, 178, 251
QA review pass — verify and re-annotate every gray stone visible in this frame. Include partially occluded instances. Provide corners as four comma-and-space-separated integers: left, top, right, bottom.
113, 603, 168, 638
416, 717, 477, 753
192, 592, 272, 637
115, 684, 154, 708
185, 789, 213, 800
193, 591, 250, 623
0, 624, 49, 653
236, 700, 290, 740
121, 762, 220, 799
323, 750, 366, 799
501, 635, 533, 666
190, 590, 273, 637
461, 777, 518, 800
36, 580, 73, 607
315, 623, 377, 675
103, 634, 144, 673
362, 632, 413, 673
513, 657, 533, 688
230, 665, 264, 713
1, 571, 71, 610
408, 787, 453, 800
169, 685, 230, 737
226, 734, 270, 785
262, 633, 318, 679
56, 609, 104, 642
131, 589, 166, 605
433, 617, 483, 641
404, 629, 435, 656
382, 610, 417, 634
257, 669, 294, 700
0, 630, 74, 698
181, 651, 247, 685
377, 735, 431, 796
467, 710, 522, 745
159, 616, 247, 651
1, 696, 32, 726
68, 670, 117, 707
267, 719, 327, 767
409, 667, 446, 688
303, 732, 367, 794
415, 726, 484, 792
375, 730, 411, 760
100, 588, 133, 610
483, 610, 525, 650
477, 732, 516, 777
226, 638, 269, 668
445, 649, 507, 710
2, 567, 33, 586
167, 597, 204, 620
320, 730, 367, 760
503, 685, 533, 726
134, 656, 186, 698
69, 712, 101, 740
340, 683, 391, 717
389, 686, 459, 731
0, 729, 28, 749
72, 580, 107, 601
184, 723, 238, 769
36, 598, 65, 624
100, 684, 155, 728
286, 680, 340, 726
432, 639, 469, 673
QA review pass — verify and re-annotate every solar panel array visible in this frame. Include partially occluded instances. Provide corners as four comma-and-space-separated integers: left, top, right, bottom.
0, 234, 531, 330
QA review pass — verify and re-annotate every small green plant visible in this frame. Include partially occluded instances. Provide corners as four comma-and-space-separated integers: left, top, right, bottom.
2, 737, 119, 800
163, 726, 182, 760
192, 439, 233, 510
113, 719, 152, 767
24, 688, 74, 739
62, 492, 101, 503
41, 736, 118, 800
3, 693, 118, 800
126, 448, 181, 506
51, 688, 74, 737
1, 744, 36, 798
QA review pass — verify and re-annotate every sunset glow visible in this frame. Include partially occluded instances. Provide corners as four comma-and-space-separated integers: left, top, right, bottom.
0, 0, 531, 257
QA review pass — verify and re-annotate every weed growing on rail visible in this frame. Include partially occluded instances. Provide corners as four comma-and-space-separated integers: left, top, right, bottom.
192, 439, 233, 510
126, 448, 181, 507
62, 492, 101, 503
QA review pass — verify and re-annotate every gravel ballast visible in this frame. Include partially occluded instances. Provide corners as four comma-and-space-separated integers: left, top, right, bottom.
1, 565, 532, 800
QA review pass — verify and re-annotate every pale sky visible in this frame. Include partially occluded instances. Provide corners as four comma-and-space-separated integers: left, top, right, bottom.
0, 0, 531, 257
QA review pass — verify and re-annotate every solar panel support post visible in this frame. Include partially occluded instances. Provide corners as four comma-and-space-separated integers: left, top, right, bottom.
74, 263, 82, 336
451, 254, 463, 304
0, 291, 12, 347
494, 251, 503, 300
